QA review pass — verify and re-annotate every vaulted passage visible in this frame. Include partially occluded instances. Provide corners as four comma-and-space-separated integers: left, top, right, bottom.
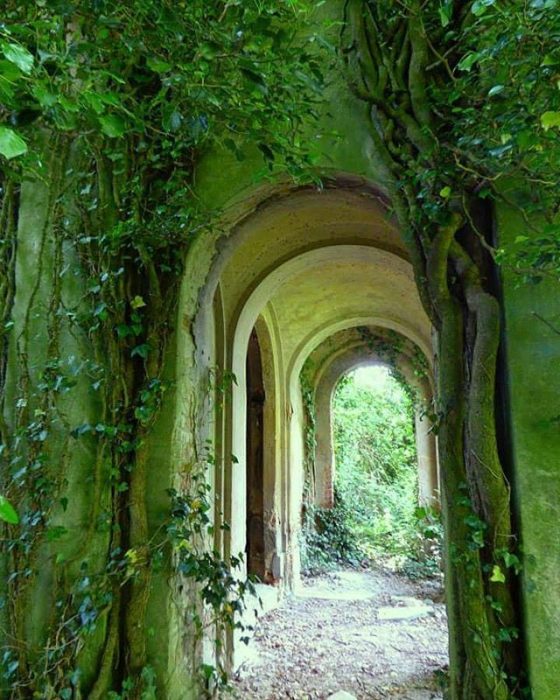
233, 364, 447, 699
194, 184, 444, 678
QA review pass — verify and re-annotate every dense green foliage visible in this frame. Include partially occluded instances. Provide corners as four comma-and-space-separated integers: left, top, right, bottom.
0, 0, 323, 172
301, 368, 441, 579
334, 371, 421, 561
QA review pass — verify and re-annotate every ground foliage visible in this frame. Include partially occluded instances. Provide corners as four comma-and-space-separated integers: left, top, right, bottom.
343, 1, 560, 697
301, 369, 442, 579
333, 372, 430, 565
0, 2, 325, 697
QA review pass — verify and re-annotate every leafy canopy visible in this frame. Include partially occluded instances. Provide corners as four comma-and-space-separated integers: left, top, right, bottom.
0, 0, 323, 176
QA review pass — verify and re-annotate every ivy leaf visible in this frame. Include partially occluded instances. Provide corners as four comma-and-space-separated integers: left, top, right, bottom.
32, 83, 58, 107
472, 0, 496, 15
46, 526, 68, 541
503, 551, 521, 572
98, 114, 126, 138
438, 3, 452, 27
0, 495, 19, 524
457, 52, 481, 72
540, 111, 560, 130
131, 343, 150, 359
200, 664, 216, 681
490, 564, 506, 583
0, 127, 27, 159
162, 107, 182, 132
240, 67, 268, 95
1, 42, 34, 74
488, 85, 505, 97
131, 295, 146, 309
541, 54, 558, 66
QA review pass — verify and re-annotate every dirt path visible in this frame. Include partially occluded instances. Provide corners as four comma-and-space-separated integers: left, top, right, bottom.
231, 568, 448, 700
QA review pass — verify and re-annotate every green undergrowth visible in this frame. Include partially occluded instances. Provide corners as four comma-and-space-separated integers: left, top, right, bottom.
301, 368, 442, 580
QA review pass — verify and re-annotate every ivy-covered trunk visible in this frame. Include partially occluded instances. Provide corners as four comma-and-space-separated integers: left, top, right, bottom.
0, 134, 169, 698
343, 1, 524, 697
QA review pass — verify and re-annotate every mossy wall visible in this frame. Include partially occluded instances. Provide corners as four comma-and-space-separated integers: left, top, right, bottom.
498, 202, 560, 700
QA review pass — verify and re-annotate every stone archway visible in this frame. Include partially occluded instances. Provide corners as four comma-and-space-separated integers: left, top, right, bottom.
194, 185, 432, 597
301, 327, 439, 511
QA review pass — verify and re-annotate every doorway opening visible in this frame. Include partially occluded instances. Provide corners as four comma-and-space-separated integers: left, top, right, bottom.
245, 328, 266, 580
331, 365, 441, 577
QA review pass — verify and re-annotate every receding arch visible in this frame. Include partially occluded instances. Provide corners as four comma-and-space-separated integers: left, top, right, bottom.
302, 329, 439, 510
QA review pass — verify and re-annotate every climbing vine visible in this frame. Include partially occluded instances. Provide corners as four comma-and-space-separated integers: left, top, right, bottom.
0, 2, 324, 696
342, 1, 560, 697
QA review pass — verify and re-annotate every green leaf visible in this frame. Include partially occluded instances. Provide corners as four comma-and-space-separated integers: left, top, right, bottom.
0, 495, 19, 524
438, 4, 452, 27
46, 526, 68, 541
457, 52, 480, 72
146, 57, 172, 73
540, 111, 560, 130
490, 564, 506, 583
488, 85, 505, 97
162, 107, 182, 132
541, 54, 558, 66
472, 0, 496, 15
439, 186, 452, 198
0, 127, 27, 159
32, 83, 58, 107
98, 114, 126, 138
1, 42, 34, 74
503, 551, 521, 571
131, 343, 150, 359
131, 295, 146, 309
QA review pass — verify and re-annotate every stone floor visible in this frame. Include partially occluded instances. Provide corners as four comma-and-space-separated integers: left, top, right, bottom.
230, 567, 448, 700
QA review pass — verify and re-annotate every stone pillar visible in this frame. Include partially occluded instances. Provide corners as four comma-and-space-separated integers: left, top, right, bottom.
415, 411, 439, 506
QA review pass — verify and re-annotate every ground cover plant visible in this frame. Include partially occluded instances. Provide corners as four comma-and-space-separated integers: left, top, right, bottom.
301, 367, 442, 579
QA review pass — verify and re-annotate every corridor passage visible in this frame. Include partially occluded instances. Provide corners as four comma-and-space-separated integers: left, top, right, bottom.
232, 568, 448, 699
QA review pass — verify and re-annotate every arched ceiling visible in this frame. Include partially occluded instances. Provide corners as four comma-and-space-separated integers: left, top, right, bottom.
213, 187, 404, 323
212, 187, 431, 378
301, 326, 434, 404
266, 250, 430, 372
